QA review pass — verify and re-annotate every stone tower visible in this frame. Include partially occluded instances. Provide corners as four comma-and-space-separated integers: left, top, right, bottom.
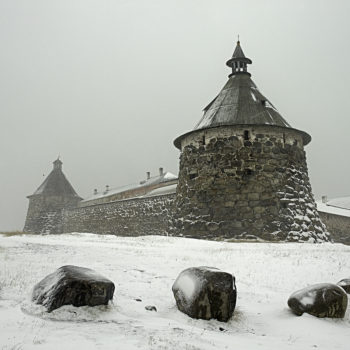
173, 41, 329, 242
24, 159, 82, 233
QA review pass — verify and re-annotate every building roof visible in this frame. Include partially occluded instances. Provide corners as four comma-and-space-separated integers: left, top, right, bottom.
174, 41, 311, 149
316, 200, 350, 218
81, 171, 177, 203
317, 195, 350, 212
29, 159, 81, 198
326, 196, 350, 210
143, 183, 177, 197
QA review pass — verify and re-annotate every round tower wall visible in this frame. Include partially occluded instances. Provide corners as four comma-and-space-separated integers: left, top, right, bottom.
180, 125, 304, 150
174, 125, 329, 242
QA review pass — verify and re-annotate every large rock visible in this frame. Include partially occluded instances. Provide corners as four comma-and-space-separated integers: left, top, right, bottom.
288, 283, 348, 318
32, 265, 115, 312
337, 278, 350, 294
172, 266, 236, 322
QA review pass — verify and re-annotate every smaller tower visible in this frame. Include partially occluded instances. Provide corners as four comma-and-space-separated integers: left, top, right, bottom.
24, 158, 82, 233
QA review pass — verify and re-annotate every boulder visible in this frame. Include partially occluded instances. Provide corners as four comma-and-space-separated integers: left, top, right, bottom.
172, 266, 236, 322
337, 278, 350, 294
145, 305, 157, 312
32, 265, 115, 312
288, 283, 347, 318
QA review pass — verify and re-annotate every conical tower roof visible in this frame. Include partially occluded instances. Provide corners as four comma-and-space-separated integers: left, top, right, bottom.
194, 74, 291, 130
174, 41, 311, 148
29, 159, 81, 198
228, 40, 252, 63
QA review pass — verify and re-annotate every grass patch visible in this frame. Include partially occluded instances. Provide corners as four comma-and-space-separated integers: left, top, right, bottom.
0, 231, 31, 237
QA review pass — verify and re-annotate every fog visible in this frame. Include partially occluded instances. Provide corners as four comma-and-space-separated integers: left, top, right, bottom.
1, 0, 349, 231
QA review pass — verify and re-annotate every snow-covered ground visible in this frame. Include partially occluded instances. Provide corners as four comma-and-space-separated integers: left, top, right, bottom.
0, 233, 349, 350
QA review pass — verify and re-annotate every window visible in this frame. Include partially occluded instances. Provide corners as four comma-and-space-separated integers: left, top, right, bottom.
189, 173, 197, 180
244, 130, 249, 140
244, 169, 253, 176
202, 135, 205, 145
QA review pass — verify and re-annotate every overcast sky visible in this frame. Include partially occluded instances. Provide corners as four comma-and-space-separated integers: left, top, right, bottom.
1, 0, 349, 231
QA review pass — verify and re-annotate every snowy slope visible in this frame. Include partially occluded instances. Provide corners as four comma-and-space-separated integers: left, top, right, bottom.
0, 233, 349, 350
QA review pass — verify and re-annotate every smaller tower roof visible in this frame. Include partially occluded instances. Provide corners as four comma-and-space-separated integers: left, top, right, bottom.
29, 159, 81, 198
226, 40, 252, 66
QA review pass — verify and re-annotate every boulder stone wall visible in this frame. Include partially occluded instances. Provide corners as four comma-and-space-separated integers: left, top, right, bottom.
318, 211, 350, 245
173, 126, 329, 242
62, 194, 175, 236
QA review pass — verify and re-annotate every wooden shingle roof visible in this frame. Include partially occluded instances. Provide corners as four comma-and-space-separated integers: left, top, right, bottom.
29, 159, 81, 199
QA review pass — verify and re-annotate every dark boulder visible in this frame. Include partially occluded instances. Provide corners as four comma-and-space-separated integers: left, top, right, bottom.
172, 266, 236, 322
32, 265, 115, 312
288, 283, 347, 318
337, 278, 350, 294
145, 305, 157, 312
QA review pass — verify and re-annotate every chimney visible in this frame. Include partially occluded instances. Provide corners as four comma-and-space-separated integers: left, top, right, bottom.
94, 189, 98, 195
146, 172, 151, 180
159, 167, 164, 176
321, 195, 328, 204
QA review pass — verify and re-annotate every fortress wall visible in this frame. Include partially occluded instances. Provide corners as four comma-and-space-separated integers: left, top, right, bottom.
318, 211, 350, 245
62, 193, 175, 236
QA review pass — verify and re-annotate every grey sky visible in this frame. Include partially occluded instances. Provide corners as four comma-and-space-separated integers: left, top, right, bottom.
1, 0, 349, 231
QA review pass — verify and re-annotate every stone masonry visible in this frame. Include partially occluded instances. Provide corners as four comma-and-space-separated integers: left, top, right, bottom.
62, 194, 175, 236
173, 125, 328, 242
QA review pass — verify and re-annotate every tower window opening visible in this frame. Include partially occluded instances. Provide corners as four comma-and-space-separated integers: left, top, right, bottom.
244, 130, 249, 140
244, 169, 253, 176
202, 135, 206, 145
189, 173, 198, 180
283, 133, 286, 145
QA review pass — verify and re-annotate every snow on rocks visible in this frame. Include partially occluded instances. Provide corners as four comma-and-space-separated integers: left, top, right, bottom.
32, 265, 115, 312
337, 278, 350, 294
145, 305, 157, 312
172, 266, 236, 322
2, 234, 350, 349
288, 283, 348, 318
